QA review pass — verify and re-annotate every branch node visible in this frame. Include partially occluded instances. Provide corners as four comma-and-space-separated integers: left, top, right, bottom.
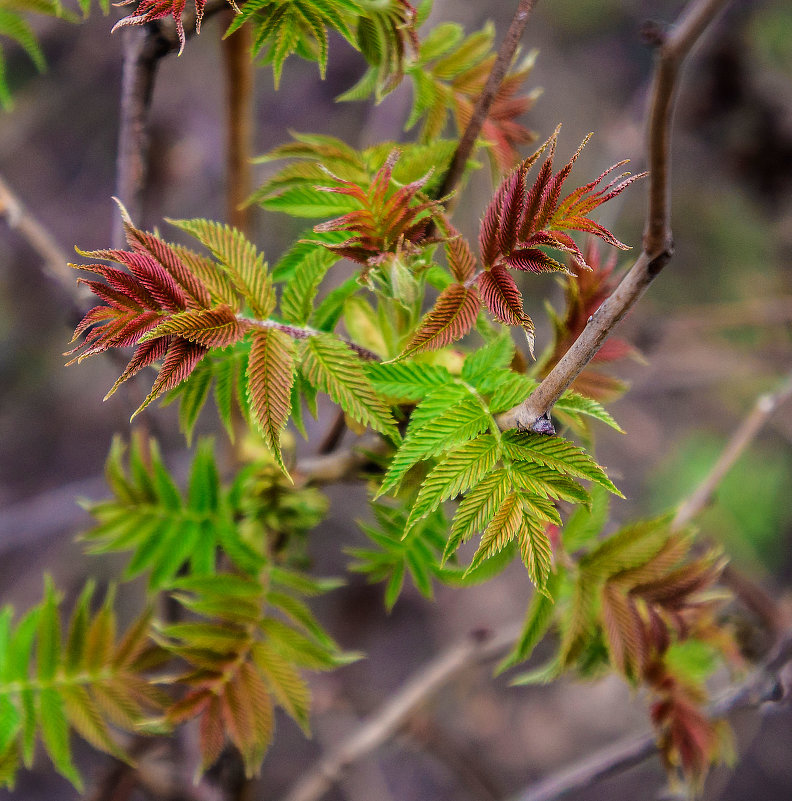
646, 244, 674, 278
640, 20, 668, 48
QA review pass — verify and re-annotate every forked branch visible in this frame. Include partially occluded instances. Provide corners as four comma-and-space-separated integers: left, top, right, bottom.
499, 0, 732, 431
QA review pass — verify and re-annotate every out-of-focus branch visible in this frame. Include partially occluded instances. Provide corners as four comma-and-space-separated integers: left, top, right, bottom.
113, 26, 171, 249
280, 623, 523, 801
672, 371, 792, 531
0, 172, 93, 308
671, 371, 792, 635
222, 13, 254, 233
508, 628, 792, 801
436, 0, 540, 201
112, 1, 232, 249
499, 0, 732, 432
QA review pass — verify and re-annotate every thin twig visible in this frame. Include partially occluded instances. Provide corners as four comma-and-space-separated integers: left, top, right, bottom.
672, 371, 792, 531
279, 623, 523, 801
671, 371, 792, 635
499, 0, 732, 432
436, 0, 540, 201
508, 628, 792, 801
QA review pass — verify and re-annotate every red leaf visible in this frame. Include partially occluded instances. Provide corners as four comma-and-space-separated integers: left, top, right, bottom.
125, 226, 212, 309
133, 339, 207, 417
502, 249, 567, 274
104, 337, 173, 400
445, 229, 476, 283
111, 0, 211, 55
143, 305, 247, 348
497, 167, 526, 256
477, 265, 533, 333
400, 283, 480, 357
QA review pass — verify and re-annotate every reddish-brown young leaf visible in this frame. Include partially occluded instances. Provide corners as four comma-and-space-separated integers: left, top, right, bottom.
445, 229, 476, 283
399, 283, 480, 358
199, 694, 227, 773
477, 265, 534, 333
104, 337, 172, 401
141, 305, 248, 349
502, 248, 568, 274
133, 339, 208, 418
80, 248, 188, 312
111, 0, 220, 55
125, 225, 212, 309
247, 328, 295, 472
315, 151, 440, 268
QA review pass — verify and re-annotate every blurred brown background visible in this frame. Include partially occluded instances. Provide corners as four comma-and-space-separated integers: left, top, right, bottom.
1, 0, 791, 799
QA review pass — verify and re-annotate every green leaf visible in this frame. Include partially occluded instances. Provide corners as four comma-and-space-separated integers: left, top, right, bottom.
405, 435, 501, 531
554, 391, 624, 433
497, 571, 559, 673
461, 333, 515, 383
301, 333, 398, 439
168, 218, 274, 319
366, 361, 450, 401
379, 389, 490, 497
445, 468, 511, 560
502, 431, 622, 496
38, 688, 82, 789
280, 247, 337, 326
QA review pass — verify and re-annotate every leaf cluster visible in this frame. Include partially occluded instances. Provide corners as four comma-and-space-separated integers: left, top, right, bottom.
0, 580, 161, 789
67, 211, 399, 471
368, 334, 622, 592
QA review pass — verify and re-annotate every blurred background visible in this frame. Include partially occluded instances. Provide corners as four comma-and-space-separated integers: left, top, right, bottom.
1, 0, 791, 799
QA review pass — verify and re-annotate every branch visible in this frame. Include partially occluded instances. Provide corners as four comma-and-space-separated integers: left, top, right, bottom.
508, 629, 792, 801
221, 12, 254, 233
436, 0, 540, 201
498, 0, 732, 432
112, 0, 233, 249
279, 623, 523, 801
672, 371, 792, 531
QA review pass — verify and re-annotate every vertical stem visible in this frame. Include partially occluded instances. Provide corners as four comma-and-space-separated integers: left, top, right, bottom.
437, 0, 540, 200
222, 14, 254, 233
114, 26, 170, 248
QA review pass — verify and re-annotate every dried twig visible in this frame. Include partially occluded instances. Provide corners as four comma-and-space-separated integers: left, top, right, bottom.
0, 171, 92, 309
499, 0, 732, 432
279, 623, 523, 801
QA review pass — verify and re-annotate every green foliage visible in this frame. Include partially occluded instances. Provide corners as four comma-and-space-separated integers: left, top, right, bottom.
371, 338, 621, 593
0, 580, 161, 789
0, 0, 108, 109
225, 0, 417, 90
81, 435, 329, 585
161, 569, 356, 775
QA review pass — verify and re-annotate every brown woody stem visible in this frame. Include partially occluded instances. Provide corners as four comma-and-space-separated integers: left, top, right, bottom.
222, 13, 254, 233
498, 0, 731, 432
436, 0, 540, 201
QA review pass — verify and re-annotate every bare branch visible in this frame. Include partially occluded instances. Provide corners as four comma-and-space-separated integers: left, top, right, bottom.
499, 0, 732, 432
222, 12, 254, 233
112, 1, 233, 249
280, 623, 523, 801
436, 0, 540, 201
508, 629, 792, 801
673, 371, 792, 531
113, 26, 171, 249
